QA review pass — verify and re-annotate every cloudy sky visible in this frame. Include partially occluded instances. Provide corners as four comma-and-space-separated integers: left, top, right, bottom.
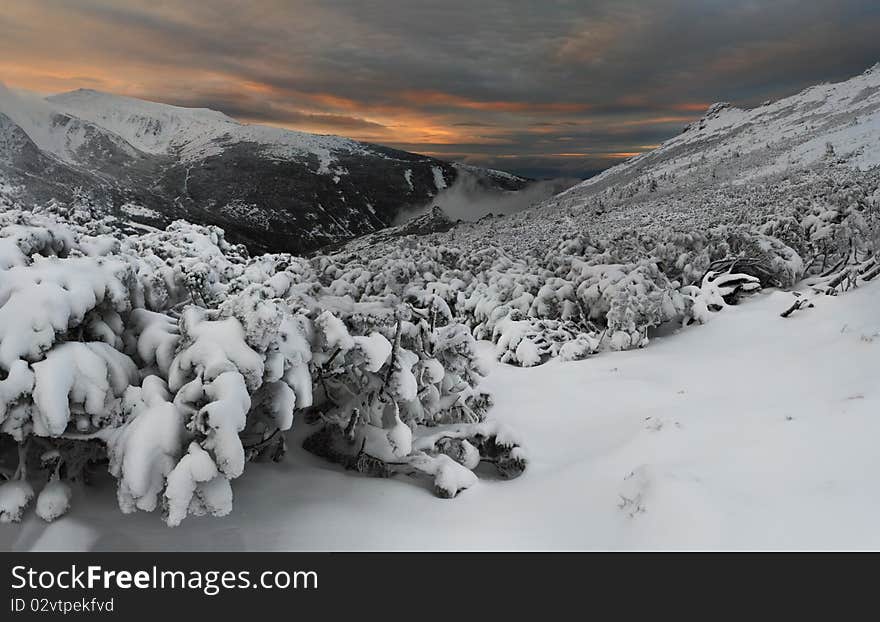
2, 0, 879, 178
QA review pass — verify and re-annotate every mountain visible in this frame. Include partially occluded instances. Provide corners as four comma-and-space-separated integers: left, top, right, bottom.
0, 85, 530, 253
392, 63, 880, 257
550, 62, 880, 209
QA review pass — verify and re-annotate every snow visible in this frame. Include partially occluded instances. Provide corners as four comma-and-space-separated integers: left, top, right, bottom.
432, 166, 448, 191
35, 480, 72, 522
0, 84, 144, 166
0, 480, 34, 524
407, 452, 478, 498
196, 370, 251, 478
352, 332, 392, 372
358, 402, 413, 462
514, 337, 541, 367
3, 280, 878, 549
128, 309, 180, 377
253, 381, 297, 431
164, 442, 224, 527
18, 517, 99, 552
315, 310, 355, 352
389, 348, 419, 402
31, 342, 138, 437
107, 377, 185, 514
121, 203, 163, 220
283, 364, 313, 411
0, 84, 83, 163
0, 360, 35, 422
0, 256, 134, 370
421, 358, 445, 384
168, 309, 264, 392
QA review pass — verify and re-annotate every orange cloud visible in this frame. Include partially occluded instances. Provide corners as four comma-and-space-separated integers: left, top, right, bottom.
548, 151, 644, 159
615, 115, 695, 127
399, 90, 590, 114
670, 102, 710, 112
607, 152, 641, 158
266, 111, 513, 147
0, 62, 127, 94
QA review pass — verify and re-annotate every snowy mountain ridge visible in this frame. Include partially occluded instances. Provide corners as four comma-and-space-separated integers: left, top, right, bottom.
556, 63, 880, 203
48, 88, 376, 168
48, 88, 240, 158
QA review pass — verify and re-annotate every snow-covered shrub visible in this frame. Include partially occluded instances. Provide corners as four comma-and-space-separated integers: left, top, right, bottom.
492, 311, 600, 366
0, 479, 34, 523
0, 255, 136, 369
36, 478, 73, 523
0, 443, 34, 523
301, 297, 517, 485
681, 271, 761, 324
0, 206, 522, 525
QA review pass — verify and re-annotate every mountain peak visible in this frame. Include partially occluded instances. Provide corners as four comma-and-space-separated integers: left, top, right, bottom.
703, 101, 732, 117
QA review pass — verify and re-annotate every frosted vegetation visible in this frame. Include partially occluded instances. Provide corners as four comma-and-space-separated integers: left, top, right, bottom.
347, 165, 879, 365
1, 159, 876, 526
0, 193, 531, 526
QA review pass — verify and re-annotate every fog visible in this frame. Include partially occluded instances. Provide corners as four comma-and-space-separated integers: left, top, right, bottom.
394, 172, 581, 224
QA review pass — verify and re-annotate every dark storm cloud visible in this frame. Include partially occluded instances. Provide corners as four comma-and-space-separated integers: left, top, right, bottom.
1, 0, 878, 177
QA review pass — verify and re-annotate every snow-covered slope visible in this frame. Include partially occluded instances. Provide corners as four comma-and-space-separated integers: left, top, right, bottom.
0, 84, 139, 165
4, 279, 878, 551
0, 83, 74, 160
558, 63, 880, 204
48, 88, 239, 157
